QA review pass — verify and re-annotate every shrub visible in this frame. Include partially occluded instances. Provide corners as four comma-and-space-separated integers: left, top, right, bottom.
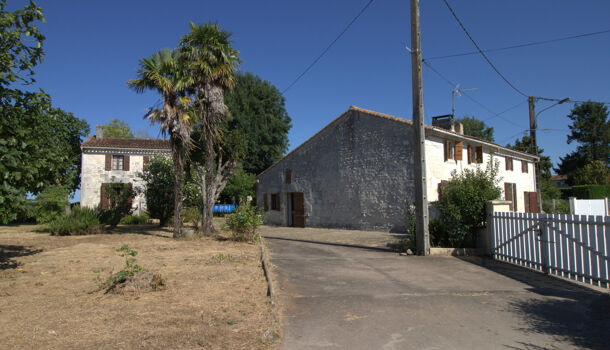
429, 218, 447, 247
182, 207, 202, 230
47, 206, 103, 236
542, 199, 570, 214
435, 162, 501, 248
35, 185, 69, 224
98, 183, 134, 227
225, 202, 263, 242
568, 185, 610, 200
138, 155, 174, 226
119, 212, 150, 225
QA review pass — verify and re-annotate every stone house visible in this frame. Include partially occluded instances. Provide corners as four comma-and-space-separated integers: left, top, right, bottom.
80, 126, 171, 213
256, 106, 538, 232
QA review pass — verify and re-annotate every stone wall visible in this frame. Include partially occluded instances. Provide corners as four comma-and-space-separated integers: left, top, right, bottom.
256, 108, 538, 232
81, 153, 152, 213
257, 109, 415, 232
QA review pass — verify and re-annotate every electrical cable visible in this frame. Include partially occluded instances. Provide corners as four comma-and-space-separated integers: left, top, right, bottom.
422, 59, 524, 128
441, 0, 528, 97
281, 0, 375, 94
425, 29, 610, 61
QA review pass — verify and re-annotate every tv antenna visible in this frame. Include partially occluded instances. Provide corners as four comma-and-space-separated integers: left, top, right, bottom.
452, 84, 478, 116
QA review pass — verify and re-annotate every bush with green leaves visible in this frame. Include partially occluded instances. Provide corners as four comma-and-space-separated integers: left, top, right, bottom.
98, 183, 134, 227
435, 162, 502, 247
119, 212, 150, 225
138, 155, 174, 226
224, 201, 263, 242
35, 185, 69, 224
182, 207, 202, 230
47, 206, 103, 236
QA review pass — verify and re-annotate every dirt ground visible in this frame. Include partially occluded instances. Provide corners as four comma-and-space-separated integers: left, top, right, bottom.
0, 223, 279, 350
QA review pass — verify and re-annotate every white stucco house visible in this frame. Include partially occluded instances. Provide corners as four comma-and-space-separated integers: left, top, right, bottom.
256, 106, 539, 231
80, 126, 171, 213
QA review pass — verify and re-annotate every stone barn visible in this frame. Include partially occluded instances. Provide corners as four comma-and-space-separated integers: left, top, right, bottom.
256, 106, 538, 232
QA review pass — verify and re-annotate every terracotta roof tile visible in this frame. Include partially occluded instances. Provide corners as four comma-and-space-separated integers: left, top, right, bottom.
81, 136, 170, 150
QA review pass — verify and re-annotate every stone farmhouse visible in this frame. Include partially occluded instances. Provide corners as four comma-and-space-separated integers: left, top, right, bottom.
256, 106, 539, 232
80, 126, 170, 213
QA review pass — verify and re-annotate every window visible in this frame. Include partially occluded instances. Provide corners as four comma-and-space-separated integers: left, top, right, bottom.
475, 146, 483, 163
285, 169, 292, 184
504, 183, 518, 212
521, 160, 528, 173
270, 193, 280, 211
112, 155, 124, 170
505, 156, 513, 171
106, 154, 129, 171
444, 140, 454, 161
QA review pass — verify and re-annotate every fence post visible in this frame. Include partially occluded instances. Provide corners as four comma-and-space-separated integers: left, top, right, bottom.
539, 214, 549, 274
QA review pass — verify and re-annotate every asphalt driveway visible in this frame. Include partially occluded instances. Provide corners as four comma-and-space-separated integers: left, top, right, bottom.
263, 228, 610, 350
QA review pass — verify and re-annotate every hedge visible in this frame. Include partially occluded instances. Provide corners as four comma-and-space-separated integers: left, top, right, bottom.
561, 185, 610, 200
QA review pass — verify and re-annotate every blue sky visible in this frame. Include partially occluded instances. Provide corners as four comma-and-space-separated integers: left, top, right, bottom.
11, 0, 610, 174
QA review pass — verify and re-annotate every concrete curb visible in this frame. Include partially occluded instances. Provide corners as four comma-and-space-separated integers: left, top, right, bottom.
259, 237, 276, 307
429, 247, 483, 256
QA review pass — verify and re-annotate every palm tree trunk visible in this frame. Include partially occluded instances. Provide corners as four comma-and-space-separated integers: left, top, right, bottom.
202, 136, 216, 235
171, 136, 184, 238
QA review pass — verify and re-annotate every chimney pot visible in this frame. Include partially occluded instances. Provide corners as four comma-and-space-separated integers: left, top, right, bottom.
455, 122, 464, 135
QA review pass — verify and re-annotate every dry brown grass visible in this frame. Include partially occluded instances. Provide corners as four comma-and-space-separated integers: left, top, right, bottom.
0, 223, 279, 349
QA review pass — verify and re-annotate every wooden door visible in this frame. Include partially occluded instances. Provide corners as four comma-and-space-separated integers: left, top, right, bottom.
292, 192, 305, 228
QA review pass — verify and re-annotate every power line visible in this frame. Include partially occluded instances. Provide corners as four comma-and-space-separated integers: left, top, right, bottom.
441, 0, 528, 97
281, 0, 375, 94
425, 29, 610, 61
422, 59, 524, 128
536, 96, 610, 105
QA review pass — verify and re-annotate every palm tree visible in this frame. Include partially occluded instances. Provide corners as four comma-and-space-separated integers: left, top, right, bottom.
179, 22, 240, 234
127, 48, 193, 238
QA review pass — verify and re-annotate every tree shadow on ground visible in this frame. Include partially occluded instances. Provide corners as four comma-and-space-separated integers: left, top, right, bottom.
263, 236, 395, 253
0, 245, 43, 270
459, 257, 610, 349
108, 225, 173, 239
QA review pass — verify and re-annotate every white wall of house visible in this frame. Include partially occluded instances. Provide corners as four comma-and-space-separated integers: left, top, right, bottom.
425, 135, 536, 212
80, 153, 148, 213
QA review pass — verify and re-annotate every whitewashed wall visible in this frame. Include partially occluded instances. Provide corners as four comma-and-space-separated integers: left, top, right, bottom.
425, 135, 536, 212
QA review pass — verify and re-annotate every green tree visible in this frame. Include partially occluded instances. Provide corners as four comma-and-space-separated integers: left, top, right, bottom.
103, 119, 133, 138
0, 0, 45, 86
0, 2, 89, 223
571, 160, 610, 185
225, 72, 291, 174
556, 102, 610, 181
507, 135, 560, 201
127, 48, 192, 238
138, 155, 174, 226
455, 116, 494, 142
219, 165, 256, 203
435, 162, 501, 247
179, 22, 240, 235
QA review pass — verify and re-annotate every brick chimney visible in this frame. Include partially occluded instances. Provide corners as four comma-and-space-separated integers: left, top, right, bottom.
96, 125, 104, 139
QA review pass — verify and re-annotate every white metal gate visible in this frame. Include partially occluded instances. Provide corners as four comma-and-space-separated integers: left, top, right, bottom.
491, 212, 610, 288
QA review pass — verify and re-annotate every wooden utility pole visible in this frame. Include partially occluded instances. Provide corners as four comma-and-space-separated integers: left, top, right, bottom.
528, 96, 543, 213
410, 0, 430, 255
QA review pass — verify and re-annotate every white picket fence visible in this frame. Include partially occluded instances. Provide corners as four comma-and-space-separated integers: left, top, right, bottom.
491, 212, 610, 288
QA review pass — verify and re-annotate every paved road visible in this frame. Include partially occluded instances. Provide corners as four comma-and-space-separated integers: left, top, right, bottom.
264, 234, 610, 350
